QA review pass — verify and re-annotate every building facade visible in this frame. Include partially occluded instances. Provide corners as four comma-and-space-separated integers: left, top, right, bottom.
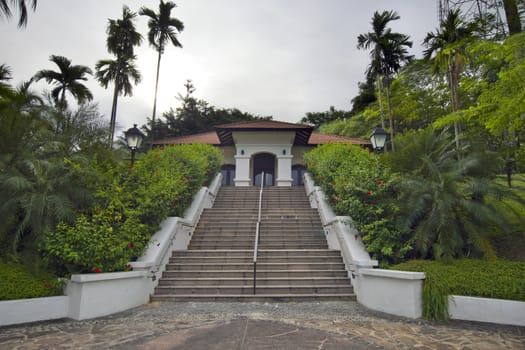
153, 120, 369, 187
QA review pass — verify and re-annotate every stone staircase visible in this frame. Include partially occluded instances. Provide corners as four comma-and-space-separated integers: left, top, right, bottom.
152, 187, 354, 301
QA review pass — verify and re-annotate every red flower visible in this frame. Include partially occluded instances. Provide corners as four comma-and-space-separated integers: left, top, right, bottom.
93, 267, 101, 273
377, 180, 383, 185
332, 198, 337, 204
44, 282, 51, 289
126, 263, 132, 270
367, 190, 372, 196
127, 242, 133, 249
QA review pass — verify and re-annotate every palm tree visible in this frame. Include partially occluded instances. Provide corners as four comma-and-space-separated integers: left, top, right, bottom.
96, 5, 142, 148
0, 0, 36, 27
423, 9, 477, 150
357, 10, 413, 151
33, 55, 93, 109
140, 0, 184, 141
387, 128, 522, 261
0, 64, 13, 97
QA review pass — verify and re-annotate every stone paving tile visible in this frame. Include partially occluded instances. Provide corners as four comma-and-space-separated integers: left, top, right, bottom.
0, 301, 523, 349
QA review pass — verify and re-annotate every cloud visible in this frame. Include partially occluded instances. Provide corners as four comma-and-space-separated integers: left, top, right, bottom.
1, 0, 438, 133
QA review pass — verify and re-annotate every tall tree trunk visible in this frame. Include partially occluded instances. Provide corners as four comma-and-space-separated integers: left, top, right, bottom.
448, 56, 461, 151
376, 76, 386, 129
151, 48, 163, 146
108, 79, 119, 149
502, 0, 522, 34
385, 84, 395, 152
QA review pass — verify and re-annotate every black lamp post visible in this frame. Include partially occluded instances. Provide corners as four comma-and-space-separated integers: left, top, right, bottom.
124, 124, 145, 166
370, 125, 388, 153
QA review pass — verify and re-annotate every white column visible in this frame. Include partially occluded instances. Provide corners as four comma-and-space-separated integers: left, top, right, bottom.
234, 154, 251, 186
276, 154, 293, 187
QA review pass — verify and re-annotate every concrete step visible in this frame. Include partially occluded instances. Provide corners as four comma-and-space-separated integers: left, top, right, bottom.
169, 256, 343, 264
161, 270, 349, 279
154, 285, 353, 295
158, 277, 351, 286
166, 262, 344, 271
172, 249, 342, 257
151, 294, 356, 302
189, 244, 328, 250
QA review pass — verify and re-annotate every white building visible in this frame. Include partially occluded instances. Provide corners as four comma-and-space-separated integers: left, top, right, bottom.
153, 120, 369, 187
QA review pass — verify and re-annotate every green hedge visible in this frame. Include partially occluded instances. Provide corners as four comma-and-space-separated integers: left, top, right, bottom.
392, 259, 525, 320
43, 144, 223, 275
0, 261, 62, 300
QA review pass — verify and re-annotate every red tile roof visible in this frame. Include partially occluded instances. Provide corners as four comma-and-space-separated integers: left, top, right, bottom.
309, 132, 370, 145
152, 120, 369, 146
215, 120, 312, 130
153, 130, 369, 146
151, 131, 220, 145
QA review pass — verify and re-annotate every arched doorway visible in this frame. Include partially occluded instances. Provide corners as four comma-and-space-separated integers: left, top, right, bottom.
253, 153, 275, 186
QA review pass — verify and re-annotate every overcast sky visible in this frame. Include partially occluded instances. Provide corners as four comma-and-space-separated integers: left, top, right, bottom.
2, 0, 438, 136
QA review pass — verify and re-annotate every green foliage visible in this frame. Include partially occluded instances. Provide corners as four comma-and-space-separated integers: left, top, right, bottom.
304, 143, 411, 263
300, 106, 350, 129
385, 128, 524, 261
0, 261, 62, 300
43, 144, 222, 275
393, 259, 525, 320
318, 113, 375, 139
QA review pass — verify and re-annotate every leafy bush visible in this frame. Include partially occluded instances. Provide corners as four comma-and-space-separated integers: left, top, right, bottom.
0, 261, 62, 300
384, 128, 524, 261
304, 143, 412, 263
392, 259, 525, 320
43, 144, 223, 275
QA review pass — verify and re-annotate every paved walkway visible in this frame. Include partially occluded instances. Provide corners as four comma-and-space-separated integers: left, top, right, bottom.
0, 301, 523, 349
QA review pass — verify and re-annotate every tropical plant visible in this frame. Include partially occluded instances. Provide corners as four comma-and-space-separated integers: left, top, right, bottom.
96, 5, 142, 148
33, 55, 93, 109
140, 0, 184, 140
385, 128, 523, 261
423, 9, 477, 150
357, 10, 414, 151
0, 0, 36, 27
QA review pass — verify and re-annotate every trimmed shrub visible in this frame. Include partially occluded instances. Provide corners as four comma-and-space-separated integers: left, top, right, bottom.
0, 261, 62, 300
393, 259, 525, 320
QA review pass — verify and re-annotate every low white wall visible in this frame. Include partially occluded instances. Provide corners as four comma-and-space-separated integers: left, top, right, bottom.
357, 269, 425, 318
66, 271, 150, 320
0, 296, 68, 326
449, 295, 525, 326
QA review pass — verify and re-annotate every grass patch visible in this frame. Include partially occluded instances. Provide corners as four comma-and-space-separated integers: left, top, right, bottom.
391, 259, 525, 320
0, 261, 63, 300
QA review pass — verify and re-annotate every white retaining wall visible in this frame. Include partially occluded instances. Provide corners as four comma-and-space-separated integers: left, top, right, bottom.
0, 173, 222, 325
449, 295, 525, 326
0, 296, 68, 327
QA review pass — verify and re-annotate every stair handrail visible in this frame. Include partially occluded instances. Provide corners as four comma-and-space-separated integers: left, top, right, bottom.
253, 171, 264, 294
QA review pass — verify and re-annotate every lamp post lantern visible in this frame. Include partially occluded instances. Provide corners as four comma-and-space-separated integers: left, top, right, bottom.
370, 125, 388, 153
124, 124, 145, 167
